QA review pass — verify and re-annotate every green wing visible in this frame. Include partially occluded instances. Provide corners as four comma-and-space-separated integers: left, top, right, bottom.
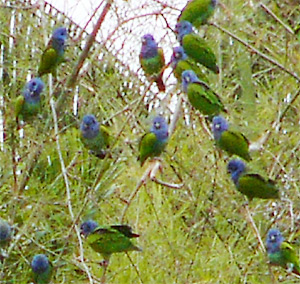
238, 173, 279, 200
100, 125, 110, 147
187, 81, 224, 116
182, 33, 219, 73
32, 263, 53, 284
15, 95, 40, 121
178, 0, 216, 27
38, 47, 58, 77
138, 132, 158, 166
140, 49, 165, 77
218, 130, 251, 161
281, 241, 300, 275
174, 58, 208, 82
15, 95, 25, 118
110, 225, 139, 238
87, 226, 140, 255
81, 126, 110, 158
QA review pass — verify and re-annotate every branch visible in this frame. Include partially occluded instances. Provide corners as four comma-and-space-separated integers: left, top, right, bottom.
211, 22, 300, 82
49, 76, 94, 284
260, 3, 294, 35
66, 0, 113, 89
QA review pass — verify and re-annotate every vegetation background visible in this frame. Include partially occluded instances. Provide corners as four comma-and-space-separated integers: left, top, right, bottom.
1, 0, 300, 283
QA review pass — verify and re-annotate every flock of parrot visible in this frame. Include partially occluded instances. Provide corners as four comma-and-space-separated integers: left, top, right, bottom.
0, 0, 299, 282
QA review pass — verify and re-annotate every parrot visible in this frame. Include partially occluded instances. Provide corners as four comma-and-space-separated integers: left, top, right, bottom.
139, 34, 166, 92
38, 27, 68, 77
181, 70, 225, 117
31, 254, 53, 284
177, 0, 218, 28
80, 114, 110, 159
227, 159, 280, 201
175, 21, 219, 73
170, 46, 207, 83
138, 115, 169, 166
15, 77, 45, 121
0, 219, 11, 247
212, 115, 251, 161
80, 220, 142, 267
266, 228, 300, 275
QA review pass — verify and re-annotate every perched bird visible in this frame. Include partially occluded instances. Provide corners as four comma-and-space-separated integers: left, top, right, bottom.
266, 228, 300, 275
182, 70, 225, 117
31, 254, 53, 284
0, 219, 11, 246
212, 116, 251, 161
80, 220, 142, 266
227, 159, 280, 200
175, 21, 219, 73
38, 27, 68, 77
138, 116, 169, 166
80, 114, 110, 159
170, 46, 207, 83
139, 34, 165, 92
178, 0, 217, 28
15, 77, 45, 121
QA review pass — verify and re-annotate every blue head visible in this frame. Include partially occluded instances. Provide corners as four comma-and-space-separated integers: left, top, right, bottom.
51, 27, 68, 52
140, 34, 158, 59
170, 46, 188, 68
212, 116, 228, 140
151, 116, 169, 142
266, 228, 284, 254
227, 159, 246, 185
31, 254, 50, 274
181, 70, 200, 93
23, 77, 44, 102
175, 21, 193, 43
0, 220, 11, 242
80, 114, 99, 139
80, 220, 98, 237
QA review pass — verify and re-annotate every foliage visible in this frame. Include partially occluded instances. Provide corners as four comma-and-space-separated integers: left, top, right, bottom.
1, 0, 300, 283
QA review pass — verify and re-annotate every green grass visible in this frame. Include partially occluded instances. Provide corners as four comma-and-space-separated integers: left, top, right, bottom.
1, 0, 300, 283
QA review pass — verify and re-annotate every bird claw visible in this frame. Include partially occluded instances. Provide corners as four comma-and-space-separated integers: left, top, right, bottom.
99, 260, 109, 268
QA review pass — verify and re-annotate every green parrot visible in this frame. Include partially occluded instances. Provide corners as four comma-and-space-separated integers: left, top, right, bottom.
139, 34, 166, 92
38, 27, 67, 77
212, 116, 251, 161
182, 70, 225, 117
31, 254, 53, 284
178, 0, 217, 28
80, 220, 142, 266
175, 21, 219, 73
227, 159, 280, 201
80, 114, 110, 159
138, 116, 169, 166
266, 228, 300, 275
170, 46, 207, 83
15, 77, 45, 121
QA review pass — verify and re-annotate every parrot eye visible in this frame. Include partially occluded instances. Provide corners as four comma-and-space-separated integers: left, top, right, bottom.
154, 122, 161, 129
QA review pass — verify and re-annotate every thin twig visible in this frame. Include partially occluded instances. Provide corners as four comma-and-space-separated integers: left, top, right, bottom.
260, 3, 294, 35
243, 203, 266, 253
211, 22, 300, 82
125, 252, 144, 284
66, 0, 112, 90
76, 1, 105, 42
49, 75, 94, 284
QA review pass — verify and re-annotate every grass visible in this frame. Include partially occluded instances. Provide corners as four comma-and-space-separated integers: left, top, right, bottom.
1, 0, 300, 283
